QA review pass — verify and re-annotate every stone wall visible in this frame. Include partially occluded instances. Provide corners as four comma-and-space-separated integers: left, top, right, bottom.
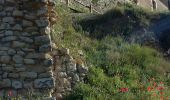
0, 0, 56, 99
52, 48, 88, 99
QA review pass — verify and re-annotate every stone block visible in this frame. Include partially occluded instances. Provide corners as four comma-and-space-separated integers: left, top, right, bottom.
34, 78, 55, 89
12, 80, 23, 89
0, 55, 11, 63
13, 55, 24, 64
20, 72, 37, 79
0, 79, 11, 88
24, 59, 35, 65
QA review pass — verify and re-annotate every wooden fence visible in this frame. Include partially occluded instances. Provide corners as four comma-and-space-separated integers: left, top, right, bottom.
61, 0, 101, 14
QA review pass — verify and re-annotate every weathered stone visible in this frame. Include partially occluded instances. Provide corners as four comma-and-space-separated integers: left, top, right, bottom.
0, 79, 11, 88
8, 49, 16, 55
43, 59, 53, 66
13, 10, 23, 16
40, 26, 51, 34
2, 72, 8, 78
13, 55, 23, 64
0, 55, 11, 63
73, 74, 80, 82
0, 0, 5, 4
25, 14, 37, 20
0, 23, 11, 30
14, 64, 24, 68
4, 30, 13, 36
34, 35, 51, 45
19, 36, 34, 43
5, 7, 14, 12
0, 47, 9, 50
37, 8, 48, 16
26, 53, 52, 59
36, 19, 49, 27
2, 17, 14, 24
58, 72, 67, 78
24, 59, 35, 65
12, 41, 27, 48
0, 0, 56, 97
2, 66, 14, 72
77, 64, 88, 73
15, 67, 26, 72
34, 78, 55, 88
0, 12, 6, 17
2, 36, 17, 42
25, 27, 38, 32
67, 62, 77, 72
39, 44, 52, 52
12, 80, 22, 89
23, 20, 33, 27
8, 73, 19, 78
20, 72, 37, 79
0, 51, 8, 56
39, 72, 53, 78
17, 51, 25, 56
23, 82, 33, 89
12, 24, 22, 31
6, 0, 15, 3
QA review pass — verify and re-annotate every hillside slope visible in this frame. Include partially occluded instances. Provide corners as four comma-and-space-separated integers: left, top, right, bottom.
53, 3, 170, 100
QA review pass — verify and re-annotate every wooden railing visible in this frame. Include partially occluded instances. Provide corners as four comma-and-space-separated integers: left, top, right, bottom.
60, 0, 102, 14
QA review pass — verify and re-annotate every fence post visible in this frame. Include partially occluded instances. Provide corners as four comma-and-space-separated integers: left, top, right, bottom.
90, 3, 93, 13
66, 0, 70, 6
168, 0, 170, 10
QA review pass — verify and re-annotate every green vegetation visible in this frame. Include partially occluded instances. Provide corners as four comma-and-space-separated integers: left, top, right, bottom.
53, 4, 170, 100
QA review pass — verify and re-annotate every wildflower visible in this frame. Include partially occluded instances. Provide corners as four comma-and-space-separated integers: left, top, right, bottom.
8, 90, 13, 97
160, 92, 163, 95
152, 93, 157, 97
147, 87, 151, 92
157, 86, 164, 91
120, 88, 129, 92
160, 82, 164, 84
153, 82, 157, 87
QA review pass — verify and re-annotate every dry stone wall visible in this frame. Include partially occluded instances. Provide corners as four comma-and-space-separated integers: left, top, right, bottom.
52, 48, 88, 99
0, 0, 56, 99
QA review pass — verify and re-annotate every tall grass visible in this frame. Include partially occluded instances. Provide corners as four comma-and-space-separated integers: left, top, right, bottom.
53, 3, 170, 100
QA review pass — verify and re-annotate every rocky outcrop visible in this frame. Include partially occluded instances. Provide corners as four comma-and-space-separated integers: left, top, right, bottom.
0, 0, 57, 99
52, 48, 88, 99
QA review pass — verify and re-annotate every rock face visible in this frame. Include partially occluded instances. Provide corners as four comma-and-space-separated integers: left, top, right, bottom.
0, 0, 57, 99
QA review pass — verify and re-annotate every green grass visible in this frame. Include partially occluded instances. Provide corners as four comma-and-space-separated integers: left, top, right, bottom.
53, 3, 170, 100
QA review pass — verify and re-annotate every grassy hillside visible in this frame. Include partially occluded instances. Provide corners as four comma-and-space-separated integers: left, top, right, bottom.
53, 4, 170, 100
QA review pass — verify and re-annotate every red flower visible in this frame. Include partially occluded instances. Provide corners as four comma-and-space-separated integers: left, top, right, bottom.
157, 86, 164, 91
160, 92, 164, 95
160, 82, 164, 84
152, 93, 157, 97
153, 82, 157, 87
120, 88, 129, 92
147, 87, 151, 92
8, 90, 13, 97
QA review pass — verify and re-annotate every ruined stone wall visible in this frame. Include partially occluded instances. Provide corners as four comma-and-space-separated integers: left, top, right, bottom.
51, 48, 88, 99
0, 0, 56, 99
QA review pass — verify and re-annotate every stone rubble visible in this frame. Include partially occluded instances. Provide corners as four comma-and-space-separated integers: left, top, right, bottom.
52, 48, 88, 99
